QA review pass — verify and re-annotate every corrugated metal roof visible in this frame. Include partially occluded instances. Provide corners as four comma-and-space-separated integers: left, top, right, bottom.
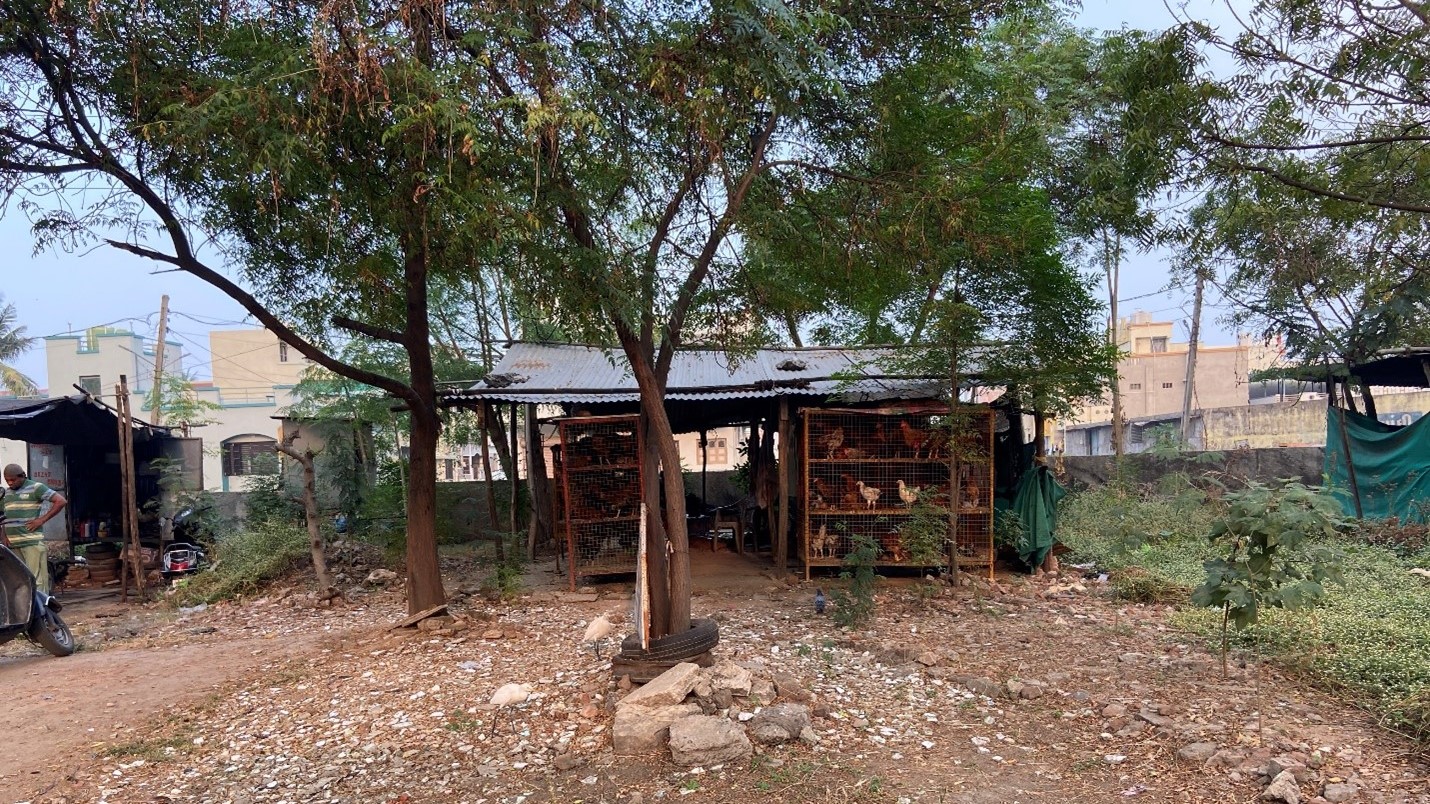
454, 342, 956, 404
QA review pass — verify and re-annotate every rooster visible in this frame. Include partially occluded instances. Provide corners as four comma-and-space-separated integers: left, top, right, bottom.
812, 476, 834, 503
899, 420, 928, 459
823, 427, 845, 460
856, 481, 881, 509
897, 479, 919, 507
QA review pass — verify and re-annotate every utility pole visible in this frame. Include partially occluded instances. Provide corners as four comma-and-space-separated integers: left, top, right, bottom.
151, 294, 171, 425
1105, 232, 1125, 458
1180, 271, 1206, 446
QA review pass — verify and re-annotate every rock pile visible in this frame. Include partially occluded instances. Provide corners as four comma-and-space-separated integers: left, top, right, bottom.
612, 660, 814, 766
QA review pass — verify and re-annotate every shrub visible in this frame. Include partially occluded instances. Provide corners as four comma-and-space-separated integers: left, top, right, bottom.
170, 520, 309, 605
830, 534, 878, 629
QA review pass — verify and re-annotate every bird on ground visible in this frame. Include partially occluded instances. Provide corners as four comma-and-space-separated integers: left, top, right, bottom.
488, 682, 534, 735
898, 479, 919, 507
814, 588, 827, 614
823, 427, 845, 460
857, 481, 881, 509
582, 614, 616, 659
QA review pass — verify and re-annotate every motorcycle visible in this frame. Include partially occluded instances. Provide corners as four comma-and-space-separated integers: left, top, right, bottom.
0, 544, 76, 657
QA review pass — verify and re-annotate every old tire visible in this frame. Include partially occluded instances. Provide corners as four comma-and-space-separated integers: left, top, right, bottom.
618, 617, 719, 662
30, 607, 75, 657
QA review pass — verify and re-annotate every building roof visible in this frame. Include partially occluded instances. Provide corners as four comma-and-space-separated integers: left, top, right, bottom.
1269, 347, 1430, 389
451, 342, 957, 404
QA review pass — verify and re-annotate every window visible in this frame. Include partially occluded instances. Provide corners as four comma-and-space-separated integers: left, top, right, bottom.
279, 342, 290, 362
78, 375, 101, 396
221, 437, 279, 476
1150, 337, 1169, 353
1129, 383, 1142, 391
1162, 382, 1174, 389
708, 437, 728, 465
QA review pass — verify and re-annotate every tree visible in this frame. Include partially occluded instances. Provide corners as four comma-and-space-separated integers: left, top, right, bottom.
0, 295, 36, 397
1183, 177, 1430, 415
0, 0, 523, 613
468, 0, 1015, 637
1189, 0, 1430, 216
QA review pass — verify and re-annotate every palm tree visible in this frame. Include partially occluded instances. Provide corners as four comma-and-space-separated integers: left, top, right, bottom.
0, 296, 37, 396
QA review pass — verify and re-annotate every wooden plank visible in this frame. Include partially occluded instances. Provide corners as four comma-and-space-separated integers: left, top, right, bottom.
390, 602, 449, 630
776, 398, 791, 572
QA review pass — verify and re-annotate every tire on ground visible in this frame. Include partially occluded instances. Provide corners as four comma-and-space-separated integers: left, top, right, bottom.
618, 617, 719, 662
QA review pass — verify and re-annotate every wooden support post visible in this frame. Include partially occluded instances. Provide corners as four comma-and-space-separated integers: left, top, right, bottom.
509, 404, 519, 541
776, 398, 791, 572
116, 376, 144, 602
524, 404, 551, 561
479, 404, 503, 563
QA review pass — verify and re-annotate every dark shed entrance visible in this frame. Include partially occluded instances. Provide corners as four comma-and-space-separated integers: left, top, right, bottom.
0, 396, 199, 559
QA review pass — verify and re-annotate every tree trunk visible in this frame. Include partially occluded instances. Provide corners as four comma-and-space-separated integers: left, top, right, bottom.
1034, 409, 1047, 458
1360, 384, 1378, 419
641, 413, 672, 638
275, 442, 334, 596
625, 345, 690, 637
525, 403, 553, 560
405, 406, 446, 612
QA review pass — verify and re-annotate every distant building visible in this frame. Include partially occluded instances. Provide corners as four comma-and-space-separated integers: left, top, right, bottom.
1057, 311, 1283, 455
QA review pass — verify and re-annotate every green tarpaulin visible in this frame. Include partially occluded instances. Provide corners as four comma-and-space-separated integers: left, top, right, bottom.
1325, 407, 1430, 522
1004, 465, 1067, 569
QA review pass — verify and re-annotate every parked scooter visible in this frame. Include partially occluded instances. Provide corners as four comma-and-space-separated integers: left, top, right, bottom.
0, 544, 75, 657
161, 542, 207, 580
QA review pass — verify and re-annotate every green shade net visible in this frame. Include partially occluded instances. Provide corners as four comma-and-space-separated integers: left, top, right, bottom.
1325, 407, 1430, 522
1001, 464, 1067, 569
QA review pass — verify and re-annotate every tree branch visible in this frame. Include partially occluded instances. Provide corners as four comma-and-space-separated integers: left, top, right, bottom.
104, 239, 416, 402
332, 315, 405, 344
1220, 159, 1430, 214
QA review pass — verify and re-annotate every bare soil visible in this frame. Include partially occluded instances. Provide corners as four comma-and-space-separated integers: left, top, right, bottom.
4, 548, 1428, 804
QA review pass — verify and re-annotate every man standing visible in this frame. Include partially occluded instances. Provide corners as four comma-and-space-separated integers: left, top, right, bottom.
0, 463, 67, 594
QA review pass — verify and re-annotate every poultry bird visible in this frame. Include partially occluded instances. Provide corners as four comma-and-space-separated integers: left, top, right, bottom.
856, 481, 882, 509
809, 523, 828, 558
897, 479, 919, 507
898, 420, 929, 459
814, 588, 827, 614
823, 426, 845, 460
812, 476, 834, 504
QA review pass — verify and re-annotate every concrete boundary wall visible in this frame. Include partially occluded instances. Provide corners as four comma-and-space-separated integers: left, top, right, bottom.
1060, 447, 1326, 490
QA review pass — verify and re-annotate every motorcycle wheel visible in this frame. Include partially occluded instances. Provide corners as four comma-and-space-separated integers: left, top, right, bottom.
29, 607, 75, 657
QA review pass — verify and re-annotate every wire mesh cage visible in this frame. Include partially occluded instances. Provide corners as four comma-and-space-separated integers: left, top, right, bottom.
558, 415, 643, 589
801, 405, 995, 579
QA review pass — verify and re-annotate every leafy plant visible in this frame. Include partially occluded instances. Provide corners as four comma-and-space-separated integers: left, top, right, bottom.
899, 499, 951, 566
830, 534, 879, 629
243, 471, 303, 528
170, 522, 309, 605
1191, 481, 1348, 675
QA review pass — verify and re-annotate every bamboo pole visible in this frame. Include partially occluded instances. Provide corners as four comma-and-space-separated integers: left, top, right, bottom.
776, 398, 791, 572
116, 377, 144, 601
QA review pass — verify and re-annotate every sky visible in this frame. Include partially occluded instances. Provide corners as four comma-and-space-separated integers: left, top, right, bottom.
0, 0, 1243, 392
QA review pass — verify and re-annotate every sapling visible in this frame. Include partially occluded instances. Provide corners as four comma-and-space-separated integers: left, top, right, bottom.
1191, 481, 1347, 677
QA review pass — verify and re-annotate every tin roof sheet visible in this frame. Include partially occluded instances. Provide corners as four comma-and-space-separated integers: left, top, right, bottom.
454, 342, 957, 404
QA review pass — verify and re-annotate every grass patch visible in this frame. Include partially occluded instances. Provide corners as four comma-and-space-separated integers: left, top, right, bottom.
1061, 483, 1430, 747
170, 520, 310, 606
103, 731, 193, 763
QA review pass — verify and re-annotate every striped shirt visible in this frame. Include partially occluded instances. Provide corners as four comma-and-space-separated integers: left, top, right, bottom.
2, 479, 56, 548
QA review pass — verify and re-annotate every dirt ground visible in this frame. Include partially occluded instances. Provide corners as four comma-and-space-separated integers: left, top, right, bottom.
4, 548, 1429, 804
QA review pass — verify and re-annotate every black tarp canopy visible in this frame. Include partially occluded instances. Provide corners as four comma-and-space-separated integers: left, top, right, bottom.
0, 395, 164, 448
